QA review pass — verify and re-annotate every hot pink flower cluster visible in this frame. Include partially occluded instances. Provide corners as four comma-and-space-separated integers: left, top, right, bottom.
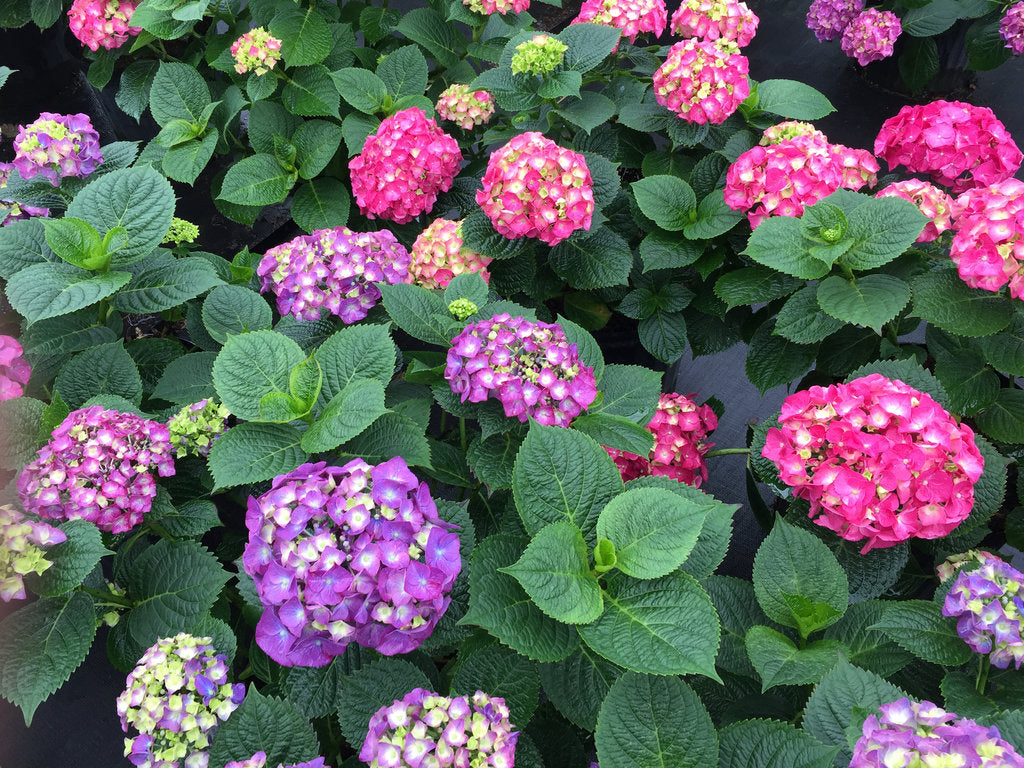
13, 112, 102, 187
762, 374, 984, 553
409, 218, 491, 289
230, 27, 283, 76
67, 0, 141, 51
0, 504, 66, 602
463, 0, 529, 15
435, 85, 495, 130
1002, 2, 1024, 56
445, 313, 598, 428
571, 0, 668, 45
0, 334, 31, 400
949, 178, 1024, 300
0, 162, 49, 226
226, 753, 328, 768
669, 0, 758, 47
839, 8, 901, 66
350, 108, 462, 224
725, 126, 878, 228
605, 393, 718, 488
258, 226, 411, 323
876, 179, 954, 243
652, 39, 750, 125
805, 0, 863, 42
874, 101, 1023, 194
18, 406, 176, 534
942, 553, 1024, 670
476, 132, 594, 246
243, 459, 461, 667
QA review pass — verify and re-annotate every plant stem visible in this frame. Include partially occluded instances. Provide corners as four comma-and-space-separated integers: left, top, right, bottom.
976, 654, 991, 695
704, 448, 749, 457
80, 586, 134, 608
459, 417, 467, 453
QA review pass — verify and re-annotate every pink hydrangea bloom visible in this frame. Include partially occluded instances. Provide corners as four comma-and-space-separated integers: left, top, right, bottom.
67, 0, 141, 51
605, 393, 718, 488
1001, 2, 1024, 55
258, 226, 411, 322
13, 112, 102, 186
762, 374, 984, 553
949, 178, 1024, 300
840, 8, 901, 66
652, 39, 751, 125
409, 218, 491, 289
445, 313, 598, 428
0, 335, 31, 400
0, 162, 49, 226
874, 100, 1023, 194
463, 0, 529, 15
760, 120, 827, 145
571, 0, 668, 45
230, 27, 282, 76
476, 132, 594, 246
435, 85, 495, 130
18, 406, 176, 534
876, 179, 954, 242
349, 108, 462, 224
226, 752, 328, 768
0, 504, 66, 602
805, 0, 863, 42
669, 0, 758, 46
943, 553, 1024, 669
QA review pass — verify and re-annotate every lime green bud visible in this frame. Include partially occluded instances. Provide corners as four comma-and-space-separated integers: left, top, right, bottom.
510, 34, 568, 76
448, 298, 479, 320
162, 217, 199, 245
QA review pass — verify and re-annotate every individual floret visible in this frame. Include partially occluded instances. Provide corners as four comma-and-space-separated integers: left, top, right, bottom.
669, 0, 758, 47
226, 753, 328, 768
652, 39, 750, 125
839, 7, 900, 65
942, 553, 1024, 669
409, 218, 491, 289
230, 28, 283, 76
435, 85, 495, 130
0, 504, 66, 602
876, 179, 953, 242
949, 178, 1024, 300
18, 406, 176, 534
510, 34, 568, 76
463, 0, 529, 15
167, 400, 231, 458
805, 0, 863, 42
67, 0, 141, 51
12, 112, 102, 186
0, 334, 31, 401
1002, 2, 1024, 55
571, 0, 667, 46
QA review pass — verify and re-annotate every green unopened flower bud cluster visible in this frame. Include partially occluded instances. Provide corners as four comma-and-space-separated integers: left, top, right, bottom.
448, 299, 479, 321
510, 34, 568, 75
162, 217, 199, 245
167, 399, 231, 458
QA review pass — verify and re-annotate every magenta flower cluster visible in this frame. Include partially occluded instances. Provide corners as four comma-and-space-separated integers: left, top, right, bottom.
258, 226, 411, 323
875, 179, 954, 243
851, 698, 1024, 768
670, 0, 758, 46
1, 163, 49, 226
1002, 2, 1024, 55
226, 753, 328, 768
805, 0, 862, 42
359, 688, 518, 768
942, 553, 1024, 670
839, 7, 901, 66
67, 0, 141, 51
12, 112, 102, 186
445, 313, 598, 428
652, 38, 750, 125
18, 406, 176, 534
0, 334, 31, 400
0, 504, 66, 603
243, 459, 461, 667
570, 0, 668, 46
949, 178, 1024, 301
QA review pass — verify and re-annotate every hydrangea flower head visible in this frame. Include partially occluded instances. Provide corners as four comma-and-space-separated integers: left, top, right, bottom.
67, 0, 141, 51
605, 393, 718, 487
669, 0, 759, 47
840, 8, 901, 66
0, 335, 31, 401
13, 113, 102, 186
949, 178, 1024, 300
851, 698, 1024, 767
167, 400, 231, 458
875, 101, 1023, 194
445, 313, 598, 427
409, 218, 491, 289
652, 39, 750, 125
117, 633, 245, 768
510, 34, 568, 75
762, 374, 984, 553
805, 0, 863, 42
1002, 2, 1024, 55
360, 688, 518, 768
937, 549, 1003, 583
243, 459, 461, 667
760, 121, 827, 145
943, 553, 1024, 669
0, 162, 49, 226
226, 753, 328, 768
18, 406, 176, 534
875, 179, 953, 243
0, 504, 66, 602
230, 27, 282, 76
463, 0, 529, 16
349, 108, 462, 224
258, 226, 411, 322
476, 132, 594, 246
435, 85, 495, 130
163, 217, 199, 245
448, 299, 479, 321
571, 0, 667, 46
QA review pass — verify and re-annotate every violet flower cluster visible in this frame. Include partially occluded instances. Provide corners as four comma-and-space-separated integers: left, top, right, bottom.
949, 178, 1024, 301
0, 162, 49, 226
670, 0, 758, 46
0, 504, 66, 602
18, 406, 176, 534
359, 688, 518, 768
805, 0, 862, 42
258, 226, 411, 323
167, 400, 231, 458
0, 334, 31, 401
570, 0, 667, 46
875, 179, 954, 243
435, 85, 495, 130
67, 0, 141, 51
12, 112, 102, 186
445, 313, 598, 428
652, 38, 750, 125
839, 7, 901, 66
942, 553, 1024, 670
409, 218, 492, 289
851, 698, 1024, 768
243, 459, 461, 667
226, 754, 328, 768
1002, 2, 1024, 55
117, 633, 245, 768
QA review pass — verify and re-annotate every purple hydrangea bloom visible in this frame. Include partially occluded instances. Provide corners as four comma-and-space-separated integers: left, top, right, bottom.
0, 162, 49, 225
258, 226, 411, 323
805, 0, 863, 42
851, 697, 1024, 767
1001, 2, 1024, 56
942, 554, 1024, 670
18, 406, 176, 533
225, 752, 328, 768
445, 313, 598, 428
359, 688, 518, 768
12, 112, 102, 186
0, 503, 66, 602
243, 458, 461, 667
117, 633, 245, 768
840, 7, 901, 66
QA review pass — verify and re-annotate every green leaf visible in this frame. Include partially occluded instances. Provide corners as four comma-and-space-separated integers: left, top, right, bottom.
37, 390, 70, 445
6, 262, 130, 325
377, 282, 460, 346
934, 349, 999, 415
702, 575, 764, 677
377, 44, 428, 99
248, 101, 302, 155
219, 154, 296, 206
631, 175, 697, 232
718, 719, 838, 768
161, 132, 219, 184
745, 319, 818, 394
774, 284, 845, 343
979, 313, 1024, 375
55, 341, 143, 408
539, 647, 622, 731
556, 91, 617, 134
395, 8, 463, 68
745, 626, 844, 691
0, 397, 45, 470
125, 337, 183, 394
840, 197, 927, 271
639, 230, 702, 272
816, 274, 910, 333
152, 351, 217, 404
0, 592, 97, 726
803, 659, 907, 751
557, 22, 622, 73
638, 310, 688, 364
113, 257, 222, 313
870, 600, 973, 666
209, 687, 321, 767
270, 5, 331, 67
450, 644, 541, 726
756, 79, 835, 120
335, 659, 432, 749
149, 61, 211, 126
212, 330, 306, 421
317, 325, 396, 401
822, 599, 914, 677
975, 388, 1024, 444
596, 672, 718, 768
967, 16, 1012, 70
572, 413, 654, 456
291, 120, 344, 180
912, 271, 1014, 337
208, 422, 308, 489
148, 497, 221, 539
30, 0, 61, 28
549, 227, 633, 289
714, 267, 803, 310
0, 219, 57, 279
684, 190, 745, 240
291, 178, 351, 232
899, 36, 940, 91
27, 520, 109, 597
302, 379, 387, 452
282, 65, 340, 118
902, 0, 959, 36
742, 216, 830, 279
116, 61, 157, 121
202, 285, 273, 343
591, 364, 660, 422
42, 217, 104, 269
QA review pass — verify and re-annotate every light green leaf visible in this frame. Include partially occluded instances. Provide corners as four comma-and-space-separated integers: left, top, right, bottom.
756, 79, 835, 120
212, 330, 306, 421
208, 422, 308, 489
816, 274, 910, 333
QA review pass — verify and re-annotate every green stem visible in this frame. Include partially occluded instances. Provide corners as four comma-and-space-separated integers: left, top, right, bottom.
147, 519, 178, 541
885, 321, 900, 346
459, 418, 467, 453
81, 586, 134, 608
976, 654, 991, 695
704, 448, 749, 457
238, 665, 253, 681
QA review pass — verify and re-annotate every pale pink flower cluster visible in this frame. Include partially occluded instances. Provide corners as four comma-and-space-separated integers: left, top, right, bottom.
874, 101, 1023, 194
435, 85, 495, 131
230, 27, 283, 76
669, 0, 758, 46
949, 178, 1024, 300
875, 179, 954, 243
762, 374, 984, 553
349, 108, 462, 225
0, 335, 31, 401
463, 0, 529, 16
409, 218, 492, 289
605, 393, 718, 488
476, 132, 594, 246
571, 0, 668, 46
805, 0, 863, 42
653, 39, 750, 125
725, 125, 878, 228
67, 0, 141, 51
840, 7, 901, 66
1001, 2, 1024, 56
